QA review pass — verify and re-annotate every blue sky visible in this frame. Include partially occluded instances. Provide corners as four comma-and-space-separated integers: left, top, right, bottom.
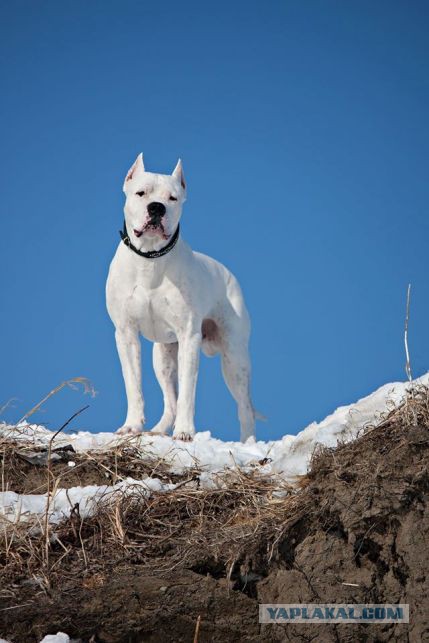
1, 1, 428, 440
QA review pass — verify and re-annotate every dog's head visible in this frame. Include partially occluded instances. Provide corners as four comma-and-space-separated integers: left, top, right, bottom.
122, 153, 186, 252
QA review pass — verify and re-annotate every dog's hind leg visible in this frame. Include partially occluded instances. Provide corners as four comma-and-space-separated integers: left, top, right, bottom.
151, 342, 178, 434
221, 340, 255, 442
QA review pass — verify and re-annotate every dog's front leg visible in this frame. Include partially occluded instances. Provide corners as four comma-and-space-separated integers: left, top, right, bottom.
115, 328, 145, 435
173, 329, 201, 441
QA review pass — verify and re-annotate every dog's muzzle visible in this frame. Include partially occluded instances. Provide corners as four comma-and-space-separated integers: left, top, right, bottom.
134, 202, 167, 238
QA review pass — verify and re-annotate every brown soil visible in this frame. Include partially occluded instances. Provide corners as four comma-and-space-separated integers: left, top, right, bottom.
1, 388, 428, 642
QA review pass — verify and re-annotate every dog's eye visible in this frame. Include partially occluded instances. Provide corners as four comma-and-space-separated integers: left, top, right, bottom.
169, 195, 178, 201
136, 190, 145, 197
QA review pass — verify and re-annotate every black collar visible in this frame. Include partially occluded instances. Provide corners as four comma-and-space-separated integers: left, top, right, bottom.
119, 221, 180, 259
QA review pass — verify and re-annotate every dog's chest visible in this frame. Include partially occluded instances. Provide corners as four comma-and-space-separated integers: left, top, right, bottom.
124, 280, 179, 344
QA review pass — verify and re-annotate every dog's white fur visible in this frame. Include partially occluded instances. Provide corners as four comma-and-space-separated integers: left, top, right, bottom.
106, 154, 256, 442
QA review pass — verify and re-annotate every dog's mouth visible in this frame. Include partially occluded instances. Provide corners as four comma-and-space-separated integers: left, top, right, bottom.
133, 222, 169, 240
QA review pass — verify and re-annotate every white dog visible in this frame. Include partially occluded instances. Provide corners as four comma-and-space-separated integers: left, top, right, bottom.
106, 154, 257, 442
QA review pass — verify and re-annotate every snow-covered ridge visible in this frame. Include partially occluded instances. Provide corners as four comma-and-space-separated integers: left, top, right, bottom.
1, 374, 428, 527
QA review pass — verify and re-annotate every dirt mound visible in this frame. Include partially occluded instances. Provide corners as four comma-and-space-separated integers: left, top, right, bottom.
1, 386, 428, 642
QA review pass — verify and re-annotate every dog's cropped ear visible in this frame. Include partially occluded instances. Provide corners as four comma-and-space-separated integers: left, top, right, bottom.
123, 153, 145, 192
172, 158, 186, 191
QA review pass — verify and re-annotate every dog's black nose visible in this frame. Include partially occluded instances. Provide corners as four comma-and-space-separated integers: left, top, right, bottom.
147, 202, 166, 221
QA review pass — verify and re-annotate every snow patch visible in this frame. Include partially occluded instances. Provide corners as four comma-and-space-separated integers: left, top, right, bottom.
1, 477, 175, 525
39, 634, 70, 643
1, 374, 427, 525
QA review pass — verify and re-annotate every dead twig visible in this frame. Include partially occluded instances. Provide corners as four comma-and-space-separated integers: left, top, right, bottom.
43, 405, 89, 568
193, 614, 201, 643
17, 377, 94, 425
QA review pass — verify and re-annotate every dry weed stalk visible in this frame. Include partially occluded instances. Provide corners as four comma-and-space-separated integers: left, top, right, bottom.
17, 377, 95, 425
404, 283, 412, 383
43, 405, 89, 568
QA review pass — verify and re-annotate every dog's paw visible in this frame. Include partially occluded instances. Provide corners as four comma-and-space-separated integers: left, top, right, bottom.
172, 430, 194, 442
116, 424, 144, 436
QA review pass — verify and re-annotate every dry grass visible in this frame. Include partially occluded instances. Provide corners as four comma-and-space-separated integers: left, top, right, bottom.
0, 463, 296, 591
309, 382, 429, 480
0, 432, 198, 495
371, 382, 429, 431
1, 383, 428, 604
0, 423, 298, 601
90, 467, 295, 572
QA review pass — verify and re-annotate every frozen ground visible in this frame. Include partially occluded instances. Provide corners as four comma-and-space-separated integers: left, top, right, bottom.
1, 373, 427, 529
